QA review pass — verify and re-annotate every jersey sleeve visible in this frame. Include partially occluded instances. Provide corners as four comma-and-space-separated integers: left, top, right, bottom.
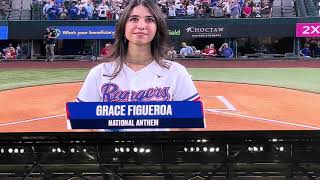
172, 65, 200, 101
76, 68, 101, 102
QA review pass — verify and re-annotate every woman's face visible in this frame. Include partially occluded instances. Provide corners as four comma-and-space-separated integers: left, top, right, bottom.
125, 5, 157, 47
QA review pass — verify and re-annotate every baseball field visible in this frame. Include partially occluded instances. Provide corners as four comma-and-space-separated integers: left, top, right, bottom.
0, 60, 320, 132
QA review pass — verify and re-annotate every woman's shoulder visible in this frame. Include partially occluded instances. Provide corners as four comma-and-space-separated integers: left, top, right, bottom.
89, 61, 118, 75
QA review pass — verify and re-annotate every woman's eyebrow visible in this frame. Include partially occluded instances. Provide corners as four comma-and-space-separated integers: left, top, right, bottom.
129, 15, 154, 18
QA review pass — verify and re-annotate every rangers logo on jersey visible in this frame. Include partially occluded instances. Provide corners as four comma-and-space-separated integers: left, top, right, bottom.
101, 83, 171, 102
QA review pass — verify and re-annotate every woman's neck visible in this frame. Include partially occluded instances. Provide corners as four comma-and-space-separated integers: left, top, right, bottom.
126, 44, 153, 65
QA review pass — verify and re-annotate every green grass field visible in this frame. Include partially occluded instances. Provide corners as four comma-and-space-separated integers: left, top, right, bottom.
1, 68, 320, 93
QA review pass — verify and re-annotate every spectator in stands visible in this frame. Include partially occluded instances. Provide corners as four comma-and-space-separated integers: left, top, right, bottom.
197, 4, 206, 17
194, 0, 202, 6
46, 4, 58, 20
252, 0, 261, 5
211, 3, 224, 17
98, 1, 108, 20
314, 42, 320, 58
186, 2, 195, 17
100, 42, 112, 58
84, 1, 94, 19
222, 0, 231, 17
114, 5, 123, 20
252, 3, 261, 17
79, 6, 89, 20
179, 42, 194, 57
202, 0, 211, 11
175, 0, 182, 14
167, 46, 177, 58
159, 2, 168, 18
201, 45, 210, 54
168, 3, 176, 18
75, 0, 83, 10
300, 43, 311, 58
92, 3, 99, 19
16, 44, 21, 59
58, 4, 68, 19
192, 46, 201, 55
68, 1, 80, 20
106, 3, 114, 20
3, 43, 16, 60
219, 43, 233, 59
210, 0, 218, 7
0, 0, 7, 20
202, 43, 217, 56
230, 0, 240, 18
241, 2, 252, 17
260, 0, 271, 18
177, 4, 187, 17
43, 0, 54, 19
55, 0, 64, 5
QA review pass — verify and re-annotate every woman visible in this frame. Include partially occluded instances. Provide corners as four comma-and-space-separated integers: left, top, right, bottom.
241, 2, 252, 18
76, 0, 200, 103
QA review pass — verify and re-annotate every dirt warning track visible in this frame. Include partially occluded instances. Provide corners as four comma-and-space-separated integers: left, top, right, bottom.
0, 81, 319, 132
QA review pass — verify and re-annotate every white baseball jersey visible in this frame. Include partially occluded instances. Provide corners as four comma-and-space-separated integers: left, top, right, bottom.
76, 60, 200, 103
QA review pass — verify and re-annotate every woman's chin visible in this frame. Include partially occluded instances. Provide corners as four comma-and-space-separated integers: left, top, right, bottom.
130, 41, 152, 46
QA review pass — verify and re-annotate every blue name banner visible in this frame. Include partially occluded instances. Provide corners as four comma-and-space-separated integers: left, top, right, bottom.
0, 26, 8, 40
66, 101, 204, 129
55, 26, 115, 39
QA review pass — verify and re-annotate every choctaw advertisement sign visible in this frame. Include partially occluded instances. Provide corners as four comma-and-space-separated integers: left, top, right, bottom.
167, 22, 294, 39
185, 26, 225, 38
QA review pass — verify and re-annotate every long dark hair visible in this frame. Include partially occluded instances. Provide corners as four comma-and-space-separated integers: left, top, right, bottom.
106, 0, 170, 78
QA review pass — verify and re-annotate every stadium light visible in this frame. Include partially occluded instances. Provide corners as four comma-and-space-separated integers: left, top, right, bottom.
190, 147, 194, 152
133, 147, 138, 152
0, 148, 25, 154
195, 147, 200, 152
120, 147, 125, 153
70, 148, 75, 153
274, 145, 285, 152
209, 147, 215, 152
248, 146, 264, 152
139, 148, 145, 153
115, 146, 151, 154
184, 147, 188, 152
203, 147, 208, 152
183, 146, 219, 153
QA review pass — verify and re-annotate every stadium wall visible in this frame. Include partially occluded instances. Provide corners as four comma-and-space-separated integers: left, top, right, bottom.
1, 17, 320, 40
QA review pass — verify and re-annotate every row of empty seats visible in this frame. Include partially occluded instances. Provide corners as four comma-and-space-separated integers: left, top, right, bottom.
295, 0, 318, 17
272, 0, 295, 17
